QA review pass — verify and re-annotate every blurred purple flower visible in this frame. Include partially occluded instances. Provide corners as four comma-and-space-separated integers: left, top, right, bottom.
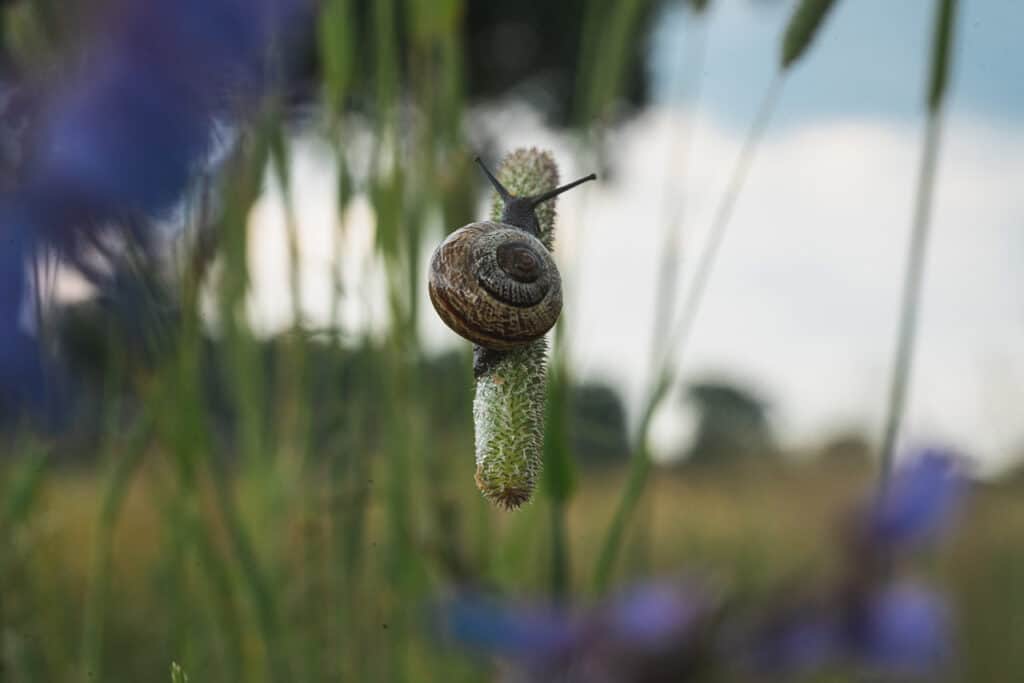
0, 0, 310, 420
32, 0, 305, 218
435, 581, 713, 682
865, 448, 965, 550
602, 581, 706, 650
752, 449, 965, 679
851, 582, 951, 675
435, 450, 967, 681
752, 581, 951, 678
437, 593, 581, 662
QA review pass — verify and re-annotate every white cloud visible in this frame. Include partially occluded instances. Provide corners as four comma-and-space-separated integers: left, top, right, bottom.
569, 108, 1024, 472
247, 135, 389, 339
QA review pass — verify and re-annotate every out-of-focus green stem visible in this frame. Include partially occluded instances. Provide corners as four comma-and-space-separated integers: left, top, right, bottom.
191, 516, 244, 682
549, 499, 570, 599
593, 76, 781, 592
592, 376, 666, 592
206, 459, 290, 683
878, 0, 958, 488
80, 418, 149, 683
649, 13, 709, 361
544, 333, 574, 598
877, 114, 944, 489
662, 76, 782, 371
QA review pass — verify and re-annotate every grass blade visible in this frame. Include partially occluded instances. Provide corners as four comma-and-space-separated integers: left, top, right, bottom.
781, 0, 841, 69
878, 0, 959, 486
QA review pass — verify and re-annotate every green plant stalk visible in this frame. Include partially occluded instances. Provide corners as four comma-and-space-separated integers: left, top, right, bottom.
636, 7, 712, 582
178, 168, 250, 682
192, 516, 244, 682
574, 0, 651, 127
170, 661, 189, 683
0, 447, 46, 539
372, 3, 429, 670
544, 346, 574, 597
592, 377, 665, 592
202, 127, 293, 681
473, 149, 563, 510
381, 344, 419, 683
318, 0, 355, 118
548, 499, 571, 598
593, 0, 844, 590
879, 0, 958, 488
781, 0, 841, 69
593, 77, 782, 591
218, 131, 272, 470
160, 395, 245, 680
329, 386, 373, 680
0, 442, 47, 676
80, 417, 149, 683
206, 458, 291, 683
649, 13, 709, 362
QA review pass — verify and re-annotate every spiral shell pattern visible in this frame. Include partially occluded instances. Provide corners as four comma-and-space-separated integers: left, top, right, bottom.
428, 221, 562, 351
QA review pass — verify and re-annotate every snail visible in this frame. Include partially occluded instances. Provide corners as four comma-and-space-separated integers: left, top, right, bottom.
427, 150, 596, 509
428, 157, 596, 353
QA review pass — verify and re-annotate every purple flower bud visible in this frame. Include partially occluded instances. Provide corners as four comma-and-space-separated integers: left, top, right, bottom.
851, 582, 951, 675
866, 449, 965, 549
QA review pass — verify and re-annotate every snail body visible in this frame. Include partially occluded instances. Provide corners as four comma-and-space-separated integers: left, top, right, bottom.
428, 149, 595, 509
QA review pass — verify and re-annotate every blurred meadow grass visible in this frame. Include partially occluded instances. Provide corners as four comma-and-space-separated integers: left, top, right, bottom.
6, 459, 1024, 680
0, 0, 1017, 681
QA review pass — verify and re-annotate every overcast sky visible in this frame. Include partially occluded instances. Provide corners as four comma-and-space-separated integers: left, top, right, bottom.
249, 0, 1024, 473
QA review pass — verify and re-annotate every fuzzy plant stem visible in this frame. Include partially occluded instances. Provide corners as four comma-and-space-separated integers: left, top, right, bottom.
472, 149, 563, 510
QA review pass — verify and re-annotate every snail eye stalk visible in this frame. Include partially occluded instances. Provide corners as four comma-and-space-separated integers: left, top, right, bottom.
528, 173, 598, 207
476, 155, 597, 238
475, 156, 512, 201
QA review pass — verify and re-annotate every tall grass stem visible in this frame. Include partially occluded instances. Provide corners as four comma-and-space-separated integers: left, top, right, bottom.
878, 0, 958, 488
594, 76, 782, 591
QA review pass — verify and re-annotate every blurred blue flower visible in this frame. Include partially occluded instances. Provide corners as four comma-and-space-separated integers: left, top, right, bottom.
0, 0, 309, 421
851, 581, 951, 675
437, 593, 581, 662
33, 0, 306, 218
435, 581, 712, 682
865, 448, 965, 549
752, 449, 965, 679
752, 581, 951, 678
602, 581, 706, 650
436, 450, 967, 682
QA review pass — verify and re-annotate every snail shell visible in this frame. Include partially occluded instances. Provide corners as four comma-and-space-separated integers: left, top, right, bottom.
428, 220, 562, 351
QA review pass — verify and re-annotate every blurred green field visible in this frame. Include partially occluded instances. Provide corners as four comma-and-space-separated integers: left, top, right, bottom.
3, 457, 1022, 682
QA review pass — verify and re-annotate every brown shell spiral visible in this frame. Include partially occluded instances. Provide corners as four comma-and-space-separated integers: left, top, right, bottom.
428, 221, 562, 351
